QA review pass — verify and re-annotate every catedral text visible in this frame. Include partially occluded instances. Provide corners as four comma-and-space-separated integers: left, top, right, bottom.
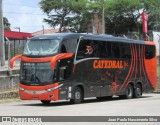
93, 60, 123, 69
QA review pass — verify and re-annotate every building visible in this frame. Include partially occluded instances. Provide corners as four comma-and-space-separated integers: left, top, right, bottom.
32, 29, 59, 36
4, 30, 32, 59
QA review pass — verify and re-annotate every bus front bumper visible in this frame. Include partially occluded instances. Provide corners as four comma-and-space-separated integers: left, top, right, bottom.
19, 83, 59, 101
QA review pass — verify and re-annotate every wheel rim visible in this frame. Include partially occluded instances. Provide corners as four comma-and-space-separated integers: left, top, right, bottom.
75, 91, 81, 100
136, 87, 141, 96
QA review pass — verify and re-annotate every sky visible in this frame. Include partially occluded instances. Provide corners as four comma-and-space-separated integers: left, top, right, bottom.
3, 0, 50, 33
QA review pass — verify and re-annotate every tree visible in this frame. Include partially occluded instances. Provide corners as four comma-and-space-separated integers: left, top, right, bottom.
40, 0, 88, 32
40, 0, 160, 37
104, 0, 143, 36
3, 17, 11, 30
142, 0, 160, 31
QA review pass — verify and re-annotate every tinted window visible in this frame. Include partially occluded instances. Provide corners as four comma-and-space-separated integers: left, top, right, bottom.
112, 42, 121, 58
76, 40, 133, 60
76, 40, 100, 60
62, 39, 78, 53
121, 43, 131, 59
145, 45, 155, 59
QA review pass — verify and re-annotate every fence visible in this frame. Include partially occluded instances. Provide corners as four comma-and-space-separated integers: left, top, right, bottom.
5, 39, 27, 60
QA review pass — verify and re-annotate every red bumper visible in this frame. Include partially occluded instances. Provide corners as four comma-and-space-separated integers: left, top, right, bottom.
19, 83, 59, 101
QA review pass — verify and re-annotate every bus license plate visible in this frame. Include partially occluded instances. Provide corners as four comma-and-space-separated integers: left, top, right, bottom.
32, 97, 38, 100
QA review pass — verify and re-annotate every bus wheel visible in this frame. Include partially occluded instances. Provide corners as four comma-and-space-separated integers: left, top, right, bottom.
70, 87, 83, 104
134, 84, 142, 98
41, 100, 51, 104
125, 84, 133, 99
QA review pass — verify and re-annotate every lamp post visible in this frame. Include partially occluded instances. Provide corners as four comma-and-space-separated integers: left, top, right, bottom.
0, 0, 5, 66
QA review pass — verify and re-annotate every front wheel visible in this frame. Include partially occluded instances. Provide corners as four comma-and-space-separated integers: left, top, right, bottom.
70, 87, 83, 104
133, 84, 142, 98
41, 100, 51, 104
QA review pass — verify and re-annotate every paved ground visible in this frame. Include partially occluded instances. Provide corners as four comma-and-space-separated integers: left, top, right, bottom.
0, 93, 160, 125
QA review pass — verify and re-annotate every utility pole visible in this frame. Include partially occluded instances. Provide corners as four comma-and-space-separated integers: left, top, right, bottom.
42, 25, 44, 34
0, 0, 5, 66
14, 27, 20, 32
14, 27, 20, 56
102, 0, 105, 34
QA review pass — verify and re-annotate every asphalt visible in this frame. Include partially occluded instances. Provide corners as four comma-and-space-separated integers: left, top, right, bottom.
0, 93, 160, 125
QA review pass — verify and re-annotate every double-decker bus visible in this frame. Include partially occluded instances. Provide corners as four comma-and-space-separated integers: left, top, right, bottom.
10, 33, 156, 104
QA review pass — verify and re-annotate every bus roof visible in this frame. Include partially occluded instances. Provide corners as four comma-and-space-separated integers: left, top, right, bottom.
31, 33, 146, 44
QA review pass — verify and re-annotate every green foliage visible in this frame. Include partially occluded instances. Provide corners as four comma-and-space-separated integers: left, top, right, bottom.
3, 17, 11, 30
142, 0, 160, 31
40, 0, 89, 32
40, 0, 160, 36
105, 0, 143, 35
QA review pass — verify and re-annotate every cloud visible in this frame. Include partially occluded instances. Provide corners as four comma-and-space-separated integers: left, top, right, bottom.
3, 0, 50, 33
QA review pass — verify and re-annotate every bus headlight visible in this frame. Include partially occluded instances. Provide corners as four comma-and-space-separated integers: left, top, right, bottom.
19, 87, 24, 91
46, 89, 52, 92
46, 84, 64, 92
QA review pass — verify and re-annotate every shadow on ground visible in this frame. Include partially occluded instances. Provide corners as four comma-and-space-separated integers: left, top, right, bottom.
16, 95, 153, 107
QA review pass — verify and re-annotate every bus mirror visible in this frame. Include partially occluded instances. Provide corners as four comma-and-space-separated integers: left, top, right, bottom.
10, 54, 22, 69
50, 53, 73, 69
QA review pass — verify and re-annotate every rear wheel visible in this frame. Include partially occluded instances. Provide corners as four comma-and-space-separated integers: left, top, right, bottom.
120, 84, 133, 99
133, 84, 142, 98
125, 84, 133, 99
41, 100, 51, 104
70, 87, 83, 104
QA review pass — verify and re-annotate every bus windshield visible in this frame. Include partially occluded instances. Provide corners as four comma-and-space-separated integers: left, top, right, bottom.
20, 62, 55, 85
23, 39, 60, 56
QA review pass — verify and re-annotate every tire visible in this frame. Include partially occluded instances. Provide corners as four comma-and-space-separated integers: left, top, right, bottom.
41, 100, 51, 104
124, 84, 133, 99
133, 84, 142, 98
70, 87, 83, 104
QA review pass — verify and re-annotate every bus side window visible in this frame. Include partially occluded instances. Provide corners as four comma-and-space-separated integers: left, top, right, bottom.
112, 42, 121, 59
59, 66, 67, 81
145, 45, 155, 59
106, 42, 112, 58
76, 40, 86, 60
76, 40, 95, 60
121, 43, 131, 59
62, 39, 78, 53
61, 45, 67, 53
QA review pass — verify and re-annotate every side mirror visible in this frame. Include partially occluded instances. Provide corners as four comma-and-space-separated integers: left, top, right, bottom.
10, 54, 22, 69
